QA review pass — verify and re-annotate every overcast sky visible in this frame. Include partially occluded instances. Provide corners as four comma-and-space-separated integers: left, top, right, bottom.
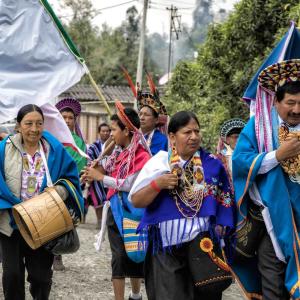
49, 0, 238, 34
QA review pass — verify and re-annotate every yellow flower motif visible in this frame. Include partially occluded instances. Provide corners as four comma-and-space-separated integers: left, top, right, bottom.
200, 237, 214, 253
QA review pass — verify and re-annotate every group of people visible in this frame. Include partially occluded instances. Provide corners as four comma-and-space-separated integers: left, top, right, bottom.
0, 59, 299, 300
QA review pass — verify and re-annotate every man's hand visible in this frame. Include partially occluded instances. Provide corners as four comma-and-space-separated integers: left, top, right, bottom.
276, 134, 300, 161
155, 173, 178, 190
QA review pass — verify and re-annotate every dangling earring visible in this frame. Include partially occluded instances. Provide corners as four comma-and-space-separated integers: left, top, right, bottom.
170, 143, 180, 164
172, 143, 177, 154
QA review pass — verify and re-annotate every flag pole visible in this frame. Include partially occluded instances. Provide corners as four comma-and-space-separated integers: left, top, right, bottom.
40, 1, 112, 116
83, 65, 112, 117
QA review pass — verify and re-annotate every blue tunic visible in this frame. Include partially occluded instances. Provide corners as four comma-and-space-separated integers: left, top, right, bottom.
145, 129, 168, 156
232, 112, 300, 299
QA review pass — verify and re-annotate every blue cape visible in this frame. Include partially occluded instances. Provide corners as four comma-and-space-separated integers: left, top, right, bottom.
138, 148, 236, 252
0, 131, 84, 225
145, 129, 168, 156
232, 114, 300, 299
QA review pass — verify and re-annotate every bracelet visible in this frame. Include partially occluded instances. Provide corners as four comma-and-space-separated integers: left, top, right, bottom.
150, 180, 161, 193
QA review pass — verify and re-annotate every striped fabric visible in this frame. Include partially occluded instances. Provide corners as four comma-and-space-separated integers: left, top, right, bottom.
122, 209, 147, 263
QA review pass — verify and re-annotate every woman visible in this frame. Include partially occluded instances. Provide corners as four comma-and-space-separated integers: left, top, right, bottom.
0, 104, 84, 300
83, 102, 150, 300
129, 111, 236, 300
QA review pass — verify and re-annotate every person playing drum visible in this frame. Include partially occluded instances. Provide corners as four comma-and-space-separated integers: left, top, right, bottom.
0, 104, 84, 300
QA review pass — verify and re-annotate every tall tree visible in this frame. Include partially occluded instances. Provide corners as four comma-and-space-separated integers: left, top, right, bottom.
164, 0, 300, 149
61, 1, 162, 85
62, 0, 98, 62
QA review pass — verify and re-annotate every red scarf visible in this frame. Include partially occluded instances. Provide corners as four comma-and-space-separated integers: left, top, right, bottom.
106, 144, 150, 200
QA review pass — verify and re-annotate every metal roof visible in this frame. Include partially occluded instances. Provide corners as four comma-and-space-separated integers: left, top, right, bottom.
59, 84, 135, 103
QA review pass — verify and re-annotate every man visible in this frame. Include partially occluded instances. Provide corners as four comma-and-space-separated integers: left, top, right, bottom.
87, 123, 111, 229
217, 118, 245, 180
232, 59, 300, 300
54, 98, 87, 271
136, 76, 168, 155
122, 68, 168, 155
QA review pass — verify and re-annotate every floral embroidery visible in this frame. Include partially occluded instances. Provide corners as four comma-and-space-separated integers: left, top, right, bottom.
21, 152, 45, 201
204, 183, 233, 208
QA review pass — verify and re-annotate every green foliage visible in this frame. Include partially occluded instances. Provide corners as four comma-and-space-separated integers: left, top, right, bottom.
164, 0, 300, 150
62, 0, 162, 85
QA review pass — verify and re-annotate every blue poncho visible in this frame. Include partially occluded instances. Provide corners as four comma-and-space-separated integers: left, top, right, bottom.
0, 131, 84, 227
232, 114, 300, 299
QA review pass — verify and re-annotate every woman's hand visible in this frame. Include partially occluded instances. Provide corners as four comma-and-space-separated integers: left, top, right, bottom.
155, 173, 178, 190
81, 165, 104, 182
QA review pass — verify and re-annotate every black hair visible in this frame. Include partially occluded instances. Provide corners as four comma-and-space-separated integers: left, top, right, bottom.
17, 104, 44, 123
168, 111, 200, 134
142, 105, 159, 118
98, 122, 110, 132
276, 81, 300, 102
110, 107, 140, 130
227, 128, 243, 136
60, 107, 75, 116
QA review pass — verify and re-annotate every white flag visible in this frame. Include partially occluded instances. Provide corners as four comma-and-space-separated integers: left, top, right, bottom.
0, 0, 87, 123
41, 103, 89, 158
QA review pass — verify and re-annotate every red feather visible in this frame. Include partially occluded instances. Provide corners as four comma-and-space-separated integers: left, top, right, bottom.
145, 71, 157, 95
121, 66, 137, 98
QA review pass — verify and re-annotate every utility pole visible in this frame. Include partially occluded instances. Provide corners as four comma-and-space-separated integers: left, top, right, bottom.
136, 0, 149, 101
166, 5, 181, 81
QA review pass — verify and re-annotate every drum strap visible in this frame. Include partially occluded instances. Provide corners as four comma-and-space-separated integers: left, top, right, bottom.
39, 141, 53, 187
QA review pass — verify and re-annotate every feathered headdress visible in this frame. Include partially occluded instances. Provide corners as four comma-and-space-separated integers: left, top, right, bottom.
121, 67, 167, 116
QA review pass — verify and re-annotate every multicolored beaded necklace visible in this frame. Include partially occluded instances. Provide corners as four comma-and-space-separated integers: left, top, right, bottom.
169, 148, 205, 218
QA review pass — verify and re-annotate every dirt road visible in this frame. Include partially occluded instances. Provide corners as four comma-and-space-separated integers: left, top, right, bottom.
0, 209, 244, 299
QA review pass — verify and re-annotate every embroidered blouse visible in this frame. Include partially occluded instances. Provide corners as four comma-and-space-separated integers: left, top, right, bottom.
21, 151, 45, 201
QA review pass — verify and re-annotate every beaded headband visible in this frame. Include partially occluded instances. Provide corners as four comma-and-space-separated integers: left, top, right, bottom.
220, 118, 245, 139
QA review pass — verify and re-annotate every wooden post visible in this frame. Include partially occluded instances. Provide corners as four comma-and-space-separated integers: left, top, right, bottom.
136, 0, 149, 109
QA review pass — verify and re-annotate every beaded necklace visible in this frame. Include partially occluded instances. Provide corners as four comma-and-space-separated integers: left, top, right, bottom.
145, 130, 155, 148
169, 148, 205, 218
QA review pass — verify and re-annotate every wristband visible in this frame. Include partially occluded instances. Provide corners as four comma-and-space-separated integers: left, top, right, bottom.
150, 180, 161, 193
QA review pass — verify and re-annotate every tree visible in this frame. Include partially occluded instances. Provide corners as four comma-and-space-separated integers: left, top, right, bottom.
164, 0, 300, 150
61, 1, 162, 86
62, 0, 98, 62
